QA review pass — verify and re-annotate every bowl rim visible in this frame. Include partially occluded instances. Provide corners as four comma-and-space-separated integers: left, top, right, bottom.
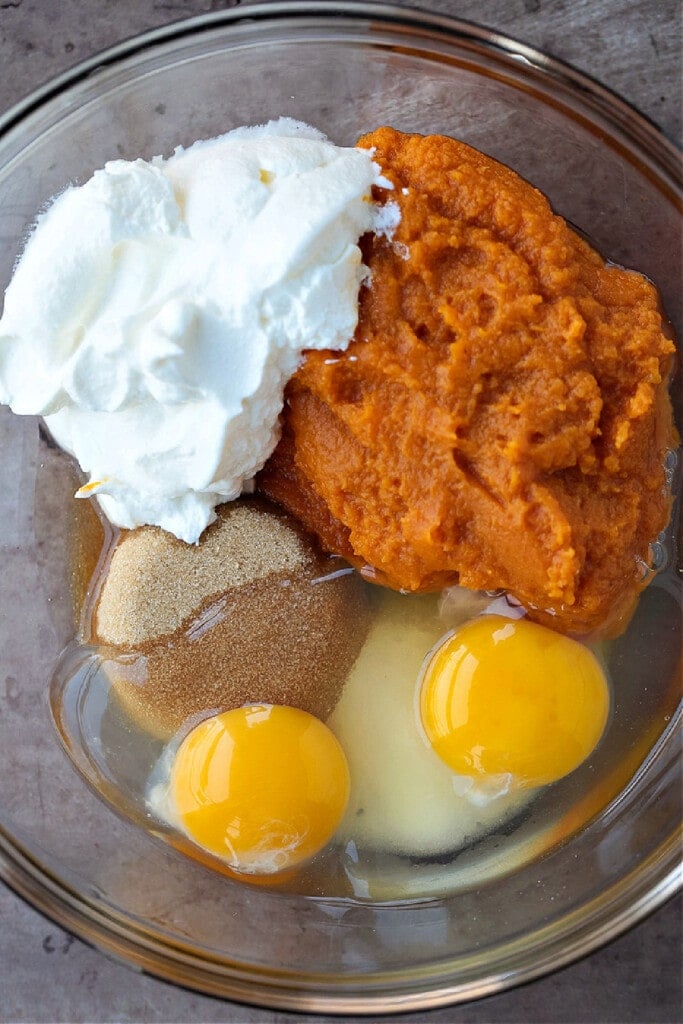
1, 1, 681, 166
0, 1, 681, 1013
1, 816, 681, 1012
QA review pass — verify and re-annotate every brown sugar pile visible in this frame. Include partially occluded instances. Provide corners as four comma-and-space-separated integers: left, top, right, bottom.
94, 498, 371, 738
258, 127, 676, 636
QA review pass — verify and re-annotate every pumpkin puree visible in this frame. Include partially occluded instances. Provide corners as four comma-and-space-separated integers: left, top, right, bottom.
259, 128, 676, 635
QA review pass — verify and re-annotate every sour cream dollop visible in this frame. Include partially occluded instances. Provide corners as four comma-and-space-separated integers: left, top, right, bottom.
0, 118, 397, 542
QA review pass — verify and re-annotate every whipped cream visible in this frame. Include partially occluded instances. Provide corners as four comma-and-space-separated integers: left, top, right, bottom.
0, 118, 397, 541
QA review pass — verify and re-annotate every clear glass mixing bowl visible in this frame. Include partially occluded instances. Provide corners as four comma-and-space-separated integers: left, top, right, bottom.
0, 2, 680, 1013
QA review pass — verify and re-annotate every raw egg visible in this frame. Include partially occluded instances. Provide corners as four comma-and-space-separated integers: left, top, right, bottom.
420, 615, 609, 789
327, 591, 533, 860
168, 704, 350, 875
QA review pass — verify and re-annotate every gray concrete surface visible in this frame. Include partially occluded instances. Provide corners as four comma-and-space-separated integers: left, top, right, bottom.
1, 1, 681, 1022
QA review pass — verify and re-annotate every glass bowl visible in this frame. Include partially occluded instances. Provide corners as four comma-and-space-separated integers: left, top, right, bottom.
0, 1, 680, 1013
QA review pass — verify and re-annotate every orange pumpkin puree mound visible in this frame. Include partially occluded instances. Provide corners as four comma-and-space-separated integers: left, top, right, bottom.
258, 127, 676, 636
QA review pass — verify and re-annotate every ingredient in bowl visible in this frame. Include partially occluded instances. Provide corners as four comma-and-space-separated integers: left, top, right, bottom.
149, 704, 350, 875
328, 591, 534, 857
20, 118, 673, 903
94, 498, 371, 738
420, 615, 610, 789
0, 118, 397, 542
259, 127, 676, 636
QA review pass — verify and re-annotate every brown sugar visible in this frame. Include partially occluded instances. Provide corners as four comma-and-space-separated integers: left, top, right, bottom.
258, 127, 676, 636
96, 498, 315, 646
93, 498, 371, 738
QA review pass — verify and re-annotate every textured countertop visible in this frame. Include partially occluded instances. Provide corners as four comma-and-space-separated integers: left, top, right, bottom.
1, 2, 681, 1022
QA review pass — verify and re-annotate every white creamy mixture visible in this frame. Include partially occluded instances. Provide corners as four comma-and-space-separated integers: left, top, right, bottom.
0, 118, 397, 541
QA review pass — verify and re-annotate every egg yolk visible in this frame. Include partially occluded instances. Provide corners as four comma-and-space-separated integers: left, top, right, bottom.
420, 615, 609, 789
170, 704, 350, 875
